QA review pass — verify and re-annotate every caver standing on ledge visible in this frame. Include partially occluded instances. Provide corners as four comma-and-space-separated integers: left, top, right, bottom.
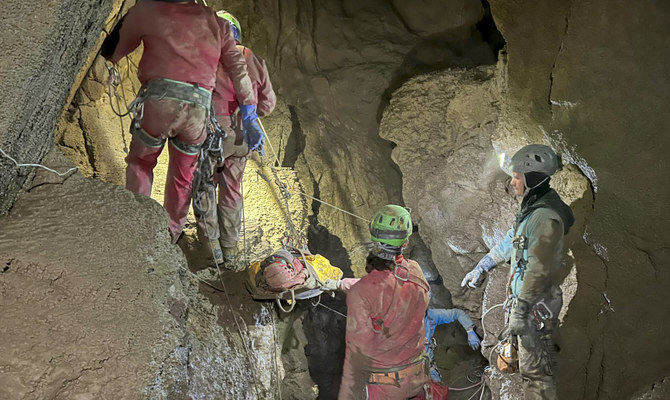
338, 205, 435, 400
101, 0, 262, 243
192, 10, 276, 267
461, 144, 574, 400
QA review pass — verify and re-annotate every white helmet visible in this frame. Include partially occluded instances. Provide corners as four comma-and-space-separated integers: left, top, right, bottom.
511, 144, 560, 176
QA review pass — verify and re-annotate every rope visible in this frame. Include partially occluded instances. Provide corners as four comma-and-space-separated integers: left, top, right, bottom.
481, 303, 504, 348
241, 175, 249, 267
449, 375, 485, 392
257, 119, 370, 224
269, 305, 282, 400
194, 208, 261, 400
212, 257, 262, 400
315, 301, 347, 319
103, 61, 133, 154
0, 146, 78, 177
291, 188, 371, 223
178, 265, 224, 292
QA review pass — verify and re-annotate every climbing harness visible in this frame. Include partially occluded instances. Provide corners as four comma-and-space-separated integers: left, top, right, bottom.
191, 107, 228, 218
366, 355, 430, 387
370, 262, 430, 334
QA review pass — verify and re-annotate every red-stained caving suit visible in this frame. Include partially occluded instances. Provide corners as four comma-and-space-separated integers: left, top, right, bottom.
103, 0, 254, 241
338, 255, 430, 400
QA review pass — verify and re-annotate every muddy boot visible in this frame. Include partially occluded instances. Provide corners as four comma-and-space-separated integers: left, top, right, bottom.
209, 240, 224, 265
222, 246, 245, 272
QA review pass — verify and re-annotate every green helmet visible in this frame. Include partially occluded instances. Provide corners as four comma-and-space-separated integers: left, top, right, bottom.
369, 205, 413, 247
216, 10, 242, 43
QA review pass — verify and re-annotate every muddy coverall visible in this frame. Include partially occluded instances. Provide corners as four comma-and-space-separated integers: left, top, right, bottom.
338, 256, 430, 400
102, 0, 254, 242
486, 189, 573, 400
194, 44, 276, 248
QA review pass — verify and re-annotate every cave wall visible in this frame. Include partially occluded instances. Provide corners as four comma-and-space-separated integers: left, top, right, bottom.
205, 0, 498, 274
382, 1, 670, 399
488, 0, 670, 399
0, 0, 132, 213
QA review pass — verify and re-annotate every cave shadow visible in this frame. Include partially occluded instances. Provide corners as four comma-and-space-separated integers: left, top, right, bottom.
376, 0, 505, 123
281, 105, 306, 168
298, 179, 353, 399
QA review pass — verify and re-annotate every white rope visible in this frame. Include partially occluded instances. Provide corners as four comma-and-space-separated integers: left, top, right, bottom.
481, 303, 504, 348
0, 146, 78, 177
292, 189, 371, 223
315, 301, 347, 319
257, 119, 371, 224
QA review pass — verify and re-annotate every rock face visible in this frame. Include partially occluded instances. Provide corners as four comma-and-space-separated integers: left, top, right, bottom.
381, 1, 670, 399
0, 149, 292, 399
5, 0, 670, 398
487, 1, 670, 399
205, 0, 500, 274
0, 0, 132, 213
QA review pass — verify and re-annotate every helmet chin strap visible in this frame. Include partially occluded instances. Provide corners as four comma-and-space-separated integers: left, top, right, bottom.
522, 175, 549, 195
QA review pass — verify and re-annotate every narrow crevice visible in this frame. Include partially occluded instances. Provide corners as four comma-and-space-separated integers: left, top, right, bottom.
548, 0, 575, 114
281, 106, 306, 168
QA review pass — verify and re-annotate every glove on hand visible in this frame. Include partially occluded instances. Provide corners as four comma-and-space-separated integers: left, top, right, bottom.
238, 104, 258, 122
460, 255, 496, 288
507, 299, 532, 337
322, 279, 341, 291
340, 278, 360, 292
466, 327, 481, 350
238, 104, 265, 153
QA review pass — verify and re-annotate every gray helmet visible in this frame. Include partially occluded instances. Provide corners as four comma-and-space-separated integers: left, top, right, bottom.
511, 144, 560, 176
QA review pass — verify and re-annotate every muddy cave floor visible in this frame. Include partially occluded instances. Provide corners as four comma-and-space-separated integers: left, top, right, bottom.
176, 223, 489, 400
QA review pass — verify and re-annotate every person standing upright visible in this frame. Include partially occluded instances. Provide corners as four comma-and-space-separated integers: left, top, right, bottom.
101, 0, 263, 243
461, 144, 574, 400
193, 10, 276, 266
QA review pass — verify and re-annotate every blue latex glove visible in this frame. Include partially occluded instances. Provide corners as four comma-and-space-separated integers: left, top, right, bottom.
460, 255, 496, 288
466, 327, 481, 350
238, 105, 265, 153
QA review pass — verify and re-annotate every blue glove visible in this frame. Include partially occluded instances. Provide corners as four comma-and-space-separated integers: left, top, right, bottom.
460, 255, 496, 288
238, 105, 265, 152
238, 104, 258, 122
466, 327, 481, 350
